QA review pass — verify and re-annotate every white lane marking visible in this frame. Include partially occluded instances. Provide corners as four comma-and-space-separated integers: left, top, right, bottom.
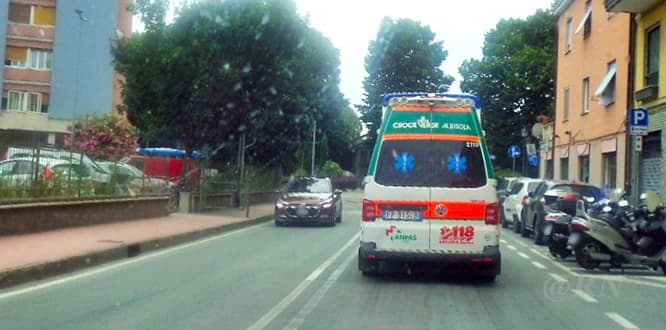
507, 245, 517, 251
638, 276, 666, 283
515, 241, 528, 248
283, 251, 356, 330
531, 261, 546, 269
0, 222, 271, 301
500, 239, 507, 244
248, 234, 359, 330
549, 273, 568, 283
517, 252, 530, 260
572, 289, 598, 303
606, 313, 640, 330
529, 248, 547, 259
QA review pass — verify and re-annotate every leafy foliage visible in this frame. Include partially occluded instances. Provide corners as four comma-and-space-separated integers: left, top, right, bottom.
319, 160, 343, 178
65, 114, 139, 161
459, 9, 556, 169
113, 0, 360, 173
358, 18, 454, 145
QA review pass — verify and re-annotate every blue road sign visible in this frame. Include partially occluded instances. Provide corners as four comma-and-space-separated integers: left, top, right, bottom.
528, 154, 539, 167
630, 108, 649, 136
508, 145, 521, 159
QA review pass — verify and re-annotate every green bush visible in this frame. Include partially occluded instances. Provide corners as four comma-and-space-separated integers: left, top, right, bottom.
318, 160, 343, 178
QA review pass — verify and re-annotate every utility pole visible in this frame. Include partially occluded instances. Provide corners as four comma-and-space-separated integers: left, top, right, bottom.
311, 120, 316, 176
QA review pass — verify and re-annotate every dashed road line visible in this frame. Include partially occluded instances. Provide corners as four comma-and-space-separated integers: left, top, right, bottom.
507, 245, 517, 251
248, 234, 359, 330
500, 239, 508, 244
548, 273, 568, 283
515, 241, 528, 248
284, 251, 356, 330
606, 312, 640, 329
517, 252, 530, 260
572, 289, 598, 303
531, 261, 546, 269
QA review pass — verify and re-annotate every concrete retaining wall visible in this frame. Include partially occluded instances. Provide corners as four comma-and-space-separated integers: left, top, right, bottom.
0, 197, 169, 236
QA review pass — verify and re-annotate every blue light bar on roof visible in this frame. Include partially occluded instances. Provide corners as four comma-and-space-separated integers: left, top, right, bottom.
382, 92, 481, 109
136, 147, 201, 159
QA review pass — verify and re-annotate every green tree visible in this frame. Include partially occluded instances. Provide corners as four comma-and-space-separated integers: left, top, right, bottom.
358, 18, 454, 145
113, 0, 355, 174
459, 9, 556, 170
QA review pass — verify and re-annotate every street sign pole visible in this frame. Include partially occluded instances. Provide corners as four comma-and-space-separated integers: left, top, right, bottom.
512, 157, 516, 173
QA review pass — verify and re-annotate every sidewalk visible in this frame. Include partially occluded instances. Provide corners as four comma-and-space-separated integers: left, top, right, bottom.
0, 204, 275, 290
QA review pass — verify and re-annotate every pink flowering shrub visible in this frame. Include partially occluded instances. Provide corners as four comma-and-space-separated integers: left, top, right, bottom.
65, 114, 139, 161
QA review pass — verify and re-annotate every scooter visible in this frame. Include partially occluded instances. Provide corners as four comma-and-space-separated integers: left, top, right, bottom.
544, 210, 572, 259
569, 191, 666, 274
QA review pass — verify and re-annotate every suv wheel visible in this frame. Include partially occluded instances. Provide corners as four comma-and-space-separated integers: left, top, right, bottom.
533, 216, 544, 245
520, 218, 530, 238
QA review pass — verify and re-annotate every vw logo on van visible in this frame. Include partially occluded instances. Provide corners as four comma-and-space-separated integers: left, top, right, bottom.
435, 204, 447, 216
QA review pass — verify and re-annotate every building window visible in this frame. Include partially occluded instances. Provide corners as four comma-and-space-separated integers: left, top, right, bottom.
546, 159, 554, 180
8, 4, 30, 24
576, 1, 593, 39
579, 155, 590, 183
5, 47, 28, 67
560, 158, 569, 181
7, 91, 43, 113
28, 50, 52, 70
8, 4, 55, 26
566, 17, 573, 52
603, 152, 617, 189
582, 77, 590, 114
563, 87, 570, 121
596, 61, 617, 107
5, 47, 52, 70
647, 25, 660, 86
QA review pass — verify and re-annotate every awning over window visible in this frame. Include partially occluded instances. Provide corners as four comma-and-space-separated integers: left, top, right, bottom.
595, 62, 617, 96
577, 143, 590, 156
575, 6, 592, 34
601, 137, 617, 154
559, 146, 569, 158
5, 46, 27, 61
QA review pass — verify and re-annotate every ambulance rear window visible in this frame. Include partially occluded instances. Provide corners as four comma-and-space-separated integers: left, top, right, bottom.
375, 139, 487, 188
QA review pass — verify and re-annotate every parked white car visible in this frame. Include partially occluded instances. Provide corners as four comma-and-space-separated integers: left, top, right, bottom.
98, 161, 170, 196
501, 178, 542, 229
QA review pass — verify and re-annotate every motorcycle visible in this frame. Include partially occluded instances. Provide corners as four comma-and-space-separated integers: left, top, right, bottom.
545, 193, 596, 259
544, 210, 573, 259
569, 191, 666, 274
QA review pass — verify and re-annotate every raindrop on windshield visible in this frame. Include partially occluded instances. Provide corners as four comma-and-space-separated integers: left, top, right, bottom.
243, 64, 252, 73
233, 82, 242, 91
261, 13, 270, 25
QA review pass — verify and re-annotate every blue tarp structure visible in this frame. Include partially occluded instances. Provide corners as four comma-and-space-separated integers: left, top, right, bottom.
136, 148, 201, 159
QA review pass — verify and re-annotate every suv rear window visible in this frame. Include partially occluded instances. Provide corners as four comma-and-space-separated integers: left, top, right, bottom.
375, 139, 487, 188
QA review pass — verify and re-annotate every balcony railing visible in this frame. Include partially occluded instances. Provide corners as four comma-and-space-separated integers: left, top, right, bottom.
605, 0, 661, 13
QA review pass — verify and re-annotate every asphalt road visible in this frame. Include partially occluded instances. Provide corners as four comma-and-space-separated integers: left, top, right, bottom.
1, 191, 665, 329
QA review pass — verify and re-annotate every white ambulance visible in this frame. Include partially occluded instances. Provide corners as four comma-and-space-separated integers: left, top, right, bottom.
358, 92, 500, 281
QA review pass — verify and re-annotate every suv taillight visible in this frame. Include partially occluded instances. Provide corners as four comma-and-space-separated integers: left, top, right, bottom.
521, 195, 529, 205
362, 200, 376, 222
485, 202, 499, 225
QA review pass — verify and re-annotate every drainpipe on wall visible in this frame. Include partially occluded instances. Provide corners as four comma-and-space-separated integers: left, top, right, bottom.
626, 13, 637, 203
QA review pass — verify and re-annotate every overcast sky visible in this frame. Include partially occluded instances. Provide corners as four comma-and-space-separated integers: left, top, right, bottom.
294, 0, 554, 106
136, 0, 553, 106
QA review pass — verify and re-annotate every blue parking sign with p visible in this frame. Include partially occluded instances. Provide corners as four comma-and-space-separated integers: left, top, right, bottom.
631, 108, 648, 126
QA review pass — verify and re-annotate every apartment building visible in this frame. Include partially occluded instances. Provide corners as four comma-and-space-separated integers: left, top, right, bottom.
607, 0, 666, 198
553, 0, 631, 190
0, 0, 132, 149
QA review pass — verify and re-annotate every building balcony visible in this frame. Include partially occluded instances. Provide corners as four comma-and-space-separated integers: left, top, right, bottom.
6, 23, 55, 42
605, 0, 661, 13
3, 67, 51, 86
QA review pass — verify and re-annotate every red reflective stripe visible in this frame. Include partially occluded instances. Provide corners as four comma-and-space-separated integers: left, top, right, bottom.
374, 200, 488, 220
383, 134, 479, 142
392, 106, 471, 113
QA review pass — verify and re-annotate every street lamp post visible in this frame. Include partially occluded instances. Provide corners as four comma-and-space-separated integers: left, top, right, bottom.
68, 9, 87, 195
521, 127, 528, 177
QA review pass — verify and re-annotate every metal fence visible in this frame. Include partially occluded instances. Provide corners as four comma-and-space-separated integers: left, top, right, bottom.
0, 145, 170, 203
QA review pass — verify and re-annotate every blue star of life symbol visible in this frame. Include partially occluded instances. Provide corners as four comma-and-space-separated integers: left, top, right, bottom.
394, 152, 415, 174
447, 153, 467, 175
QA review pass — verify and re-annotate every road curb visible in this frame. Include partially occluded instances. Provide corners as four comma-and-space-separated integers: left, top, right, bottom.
0, 215, 272, 290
